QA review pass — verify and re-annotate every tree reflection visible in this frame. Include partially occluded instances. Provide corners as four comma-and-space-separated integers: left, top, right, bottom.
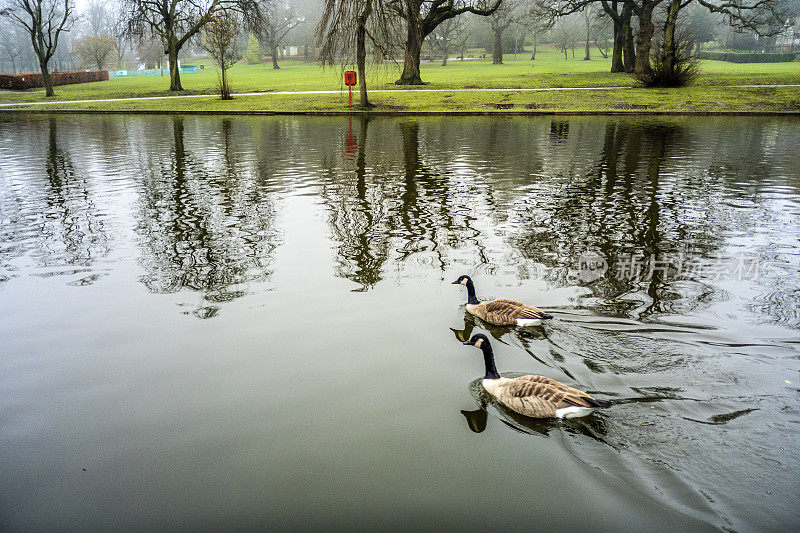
508, 120, 730, 320
319, 118, 493, 289
319, 117, 391, 291
40, 116, 110, 272
135, 116, 279, 317
0, 116, 112, 285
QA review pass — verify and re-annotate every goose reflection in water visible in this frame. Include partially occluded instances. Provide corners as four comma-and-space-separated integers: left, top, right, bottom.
450, 310, 514, 344
451, 311, 551, 367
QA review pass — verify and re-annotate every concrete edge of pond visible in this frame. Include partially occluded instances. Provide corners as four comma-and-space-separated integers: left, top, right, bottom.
1, 109, 800, 117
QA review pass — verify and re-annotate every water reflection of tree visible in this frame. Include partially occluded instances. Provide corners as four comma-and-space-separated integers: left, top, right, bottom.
320, 117, 391, 290
318, 119, 491, 290
135, 117, 279, 318
508, 121, 730, 319
0, 117, 110, 283
41, 117, 110, 270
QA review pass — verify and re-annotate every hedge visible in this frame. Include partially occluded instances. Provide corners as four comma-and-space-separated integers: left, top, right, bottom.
0, 70, 109, 90
696, 51, 798, 63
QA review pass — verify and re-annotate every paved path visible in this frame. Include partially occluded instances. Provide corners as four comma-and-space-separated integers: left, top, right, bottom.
1, 84, 797, 107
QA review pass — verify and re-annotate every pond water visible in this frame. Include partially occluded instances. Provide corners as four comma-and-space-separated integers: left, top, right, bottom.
1, 114, 799, 532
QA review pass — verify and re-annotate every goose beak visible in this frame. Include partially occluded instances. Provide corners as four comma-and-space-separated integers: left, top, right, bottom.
462, 341, 472, 346
451, 280, 460, 284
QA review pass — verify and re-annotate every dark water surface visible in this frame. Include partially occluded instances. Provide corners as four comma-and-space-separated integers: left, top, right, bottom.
1, 115, 799, 532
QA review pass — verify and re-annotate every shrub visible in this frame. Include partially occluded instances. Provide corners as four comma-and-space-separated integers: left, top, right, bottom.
245, 33, 262, 65
696, 51, 798, 63
0, 70, 109, 90
637, 27, 700, 88
636, 52, 699, 88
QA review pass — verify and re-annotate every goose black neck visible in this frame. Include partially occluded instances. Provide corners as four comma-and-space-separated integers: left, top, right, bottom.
481, 344, 500, 380
465, 279, 479, 305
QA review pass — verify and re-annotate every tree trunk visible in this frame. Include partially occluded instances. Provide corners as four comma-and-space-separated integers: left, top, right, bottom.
531, 35, 537, 60
167, 38, 182, 91
442, 43, 448, 66
356, 0, 372, 107
623, 22, 635, 72
396, 16, 425, 84
611, 20, 624, 71
40, 60, 55, 97
492, 28, 503, 64
661, 0, 681, 75
220, 68, 231, 100
634, 2, 656, 74
584, 24, 591, 60
272, 45, 280, 69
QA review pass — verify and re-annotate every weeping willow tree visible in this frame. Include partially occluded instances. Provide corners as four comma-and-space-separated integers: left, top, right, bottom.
316, 0, 398, 108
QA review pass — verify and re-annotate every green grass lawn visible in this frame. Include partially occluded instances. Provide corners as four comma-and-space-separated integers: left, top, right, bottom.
1, 46, 798, 113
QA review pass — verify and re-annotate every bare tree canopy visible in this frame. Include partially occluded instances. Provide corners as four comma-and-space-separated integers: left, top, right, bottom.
84, 0, 129, 67
258, 2, 304, 69
488, 0, 523, 64
428, 14, 468, 65
73, 34, 117, 69
537, 0, 793, 74
389, 0, 503, 84
1, 0, 74, 96
123, 0, 263, 91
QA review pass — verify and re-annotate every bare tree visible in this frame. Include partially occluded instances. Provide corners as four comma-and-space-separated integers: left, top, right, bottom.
73, 34, 117, 69
202, 11, 239, 98
489, 0, 519, 64
428, 13, 467, 65
521, 9, 552, 59
551, 13, 580, 58
581, 2, 600, 59
388, 0, 503, 85
124, 0, 262, 91
137, 35, 163, 68
593, 9, 612, 57
259, 2, 303, 69
85, 0, 111, 35
317, 0, 397, 107
0, 17, 27, 72
1, 0, 75, 96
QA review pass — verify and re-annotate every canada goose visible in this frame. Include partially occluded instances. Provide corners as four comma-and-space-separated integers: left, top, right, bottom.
462, 334, 610, 419
452, 275, 553, 327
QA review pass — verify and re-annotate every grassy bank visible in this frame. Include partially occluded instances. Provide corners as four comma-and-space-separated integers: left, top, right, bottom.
1, 47, 798, 113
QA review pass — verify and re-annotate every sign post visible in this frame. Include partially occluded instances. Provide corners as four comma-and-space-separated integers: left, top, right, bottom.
344, 71, 357, 107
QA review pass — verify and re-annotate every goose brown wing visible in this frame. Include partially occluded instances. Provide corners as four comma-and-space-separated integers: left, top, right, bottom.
500, 375, 601, 410
483, 300, 551, 320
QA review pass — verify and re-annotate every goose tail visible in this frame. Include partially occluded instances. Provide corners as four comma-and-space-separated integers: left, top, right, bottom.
582, 396, 612, 409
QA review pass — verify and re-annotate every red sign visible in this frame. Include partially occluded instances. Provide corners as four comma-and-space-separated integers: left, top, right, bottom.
344, 71, 357, 86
